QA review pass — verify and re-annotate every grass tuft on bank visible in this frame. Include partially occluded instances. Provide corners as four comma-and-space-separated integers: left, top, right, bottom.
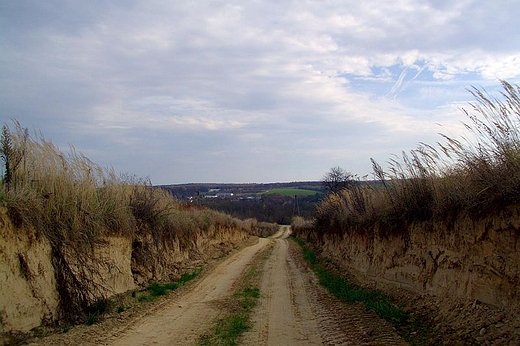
291, 236, 407, 325
308, 80, 520, 237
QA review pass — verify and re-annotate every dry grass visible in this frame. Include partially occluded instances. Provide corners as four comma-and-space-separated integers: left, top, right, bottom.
0, 122, 276, 322
312, 80, 520, 236
0, 122, 270, 243
1, 124, 133, 243
239, 218, 280, 237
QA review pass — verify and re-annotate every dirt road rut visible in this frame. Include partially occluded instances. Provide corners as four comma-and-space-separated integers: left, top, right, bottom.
30, 226, 406, 345
243, 226, 406, 346
106, 238, 270, 346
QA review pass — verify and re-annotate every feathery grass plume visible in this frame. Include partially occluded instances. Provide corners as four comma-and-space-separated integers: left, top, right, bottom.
0, 120, 279, 324
314, 80, 520, 236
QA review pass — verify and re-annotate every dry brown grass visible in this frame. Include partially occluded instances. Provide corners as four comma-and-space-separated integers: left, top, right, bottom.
0, 122, 277, 322
0, 122, 272, 243
312, 80, 520, 236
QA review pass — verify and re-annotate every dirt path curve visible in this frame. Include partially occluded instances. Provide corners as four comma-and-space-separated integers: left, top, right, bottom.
104, 237, 270, 346
243, 226, 407, 346
29, 227, 407, 345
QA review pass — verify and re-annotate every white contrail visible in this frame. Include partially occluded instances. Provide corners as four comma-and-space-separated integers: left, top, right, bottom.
410, 65, 426, 82
387, 67, 408, 98
386, 64, 426, 99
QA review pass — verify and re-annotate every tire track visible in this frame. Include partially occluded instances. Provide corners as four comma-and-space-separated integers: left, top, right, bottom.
289, 241, 408, 346
242, 226, 322, 345
243, 228, 407, 345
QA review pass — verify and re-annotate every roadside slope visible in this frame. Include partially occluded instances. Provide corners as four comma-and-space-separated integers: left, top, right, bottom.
26, 227, 407, 346
106, 238, 270, 346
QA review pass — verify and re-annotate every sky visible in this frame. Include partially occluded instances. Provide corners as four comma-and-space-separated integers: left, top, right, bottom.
1, 0, 520, 184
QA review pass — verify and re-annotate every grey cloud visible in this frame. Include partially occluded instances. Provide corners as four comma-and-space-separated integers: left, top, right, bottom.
1, 0, 519, 183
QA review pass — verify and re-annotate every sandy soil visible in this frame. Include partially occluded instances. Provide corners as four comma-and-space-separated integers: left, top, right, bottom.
26, 227, 407, 345
106, 237, 270, 346
243, 226, 406, 346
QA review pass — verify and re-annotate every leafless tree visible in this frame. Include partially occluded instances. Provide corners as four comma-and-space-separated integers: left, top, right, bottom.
322, 166, 354, 194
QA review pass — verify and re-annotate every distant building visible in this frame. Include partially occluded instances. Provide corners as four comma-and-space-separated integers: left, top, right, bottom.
216, 192, 234, 198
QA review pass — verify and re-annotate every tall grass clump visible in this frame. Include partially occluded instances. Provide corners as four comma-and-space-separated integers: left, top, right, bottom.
0, 122, 139, 321
314, 80, 520, 236
0, 121, 275, 323
0, 121, 135, 242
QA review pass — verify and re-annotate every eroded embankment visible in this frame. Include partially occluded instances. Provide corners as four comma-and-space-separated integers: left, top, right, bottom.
0, 208, 250, 335
294, 209, 520, 343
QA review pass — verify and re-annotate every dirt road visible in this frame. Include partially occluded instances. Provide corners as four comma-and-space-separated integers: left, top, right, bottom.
242, 226, 322, 344
30, 226, 406, 345
105, 237, 271, 346
243, 226, 406, 346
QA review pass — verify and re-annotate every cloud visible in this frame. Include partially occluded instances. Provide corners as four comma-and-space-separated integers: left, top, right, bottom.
1, 0, 520, 183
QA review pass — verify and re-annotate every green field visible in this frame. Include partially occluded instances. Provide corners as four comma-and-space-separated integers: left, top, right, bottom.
263, 188, 319, 197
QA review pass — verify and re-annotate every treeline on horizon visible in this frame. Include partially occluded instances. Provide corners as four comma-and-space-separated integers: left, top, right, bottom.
161, 182, 325, 225
199, 193, 321, 225
294, 80, 520, 236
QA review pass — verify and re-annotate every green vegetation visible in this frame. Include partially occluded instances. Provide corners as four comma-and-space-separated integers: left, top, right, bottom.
291, 236, 407, 325
314, 267, 406, 323
310, 81, 520, 236
199, 246, 270, 346
86, 268, 203, 324
199, 285, 260, 346
291, 235, 317, 265
137, 268, 202, 302
147, 282, 169, 297
292, 236, 436, 345
264, 188, 319, 197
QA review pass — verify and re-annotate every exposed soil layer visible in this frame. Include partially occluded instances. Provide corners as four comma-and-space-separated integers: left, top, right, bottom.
244, 227, 406, 345
317, 244, 520, 346
28, 229, 520, 345
24, 227, 407, 346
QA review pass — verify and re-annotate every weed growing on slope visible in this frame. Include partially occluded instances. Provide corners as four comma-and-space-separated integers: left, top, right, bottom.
291, 236, 407, 324
147, 282, 168, 297
291, 236, 437, 345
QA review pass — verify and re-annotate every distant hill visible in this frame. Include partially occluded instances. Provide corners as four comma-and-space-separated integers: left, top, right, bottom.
159, 181, 324, 200
159, 181, 325, 224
